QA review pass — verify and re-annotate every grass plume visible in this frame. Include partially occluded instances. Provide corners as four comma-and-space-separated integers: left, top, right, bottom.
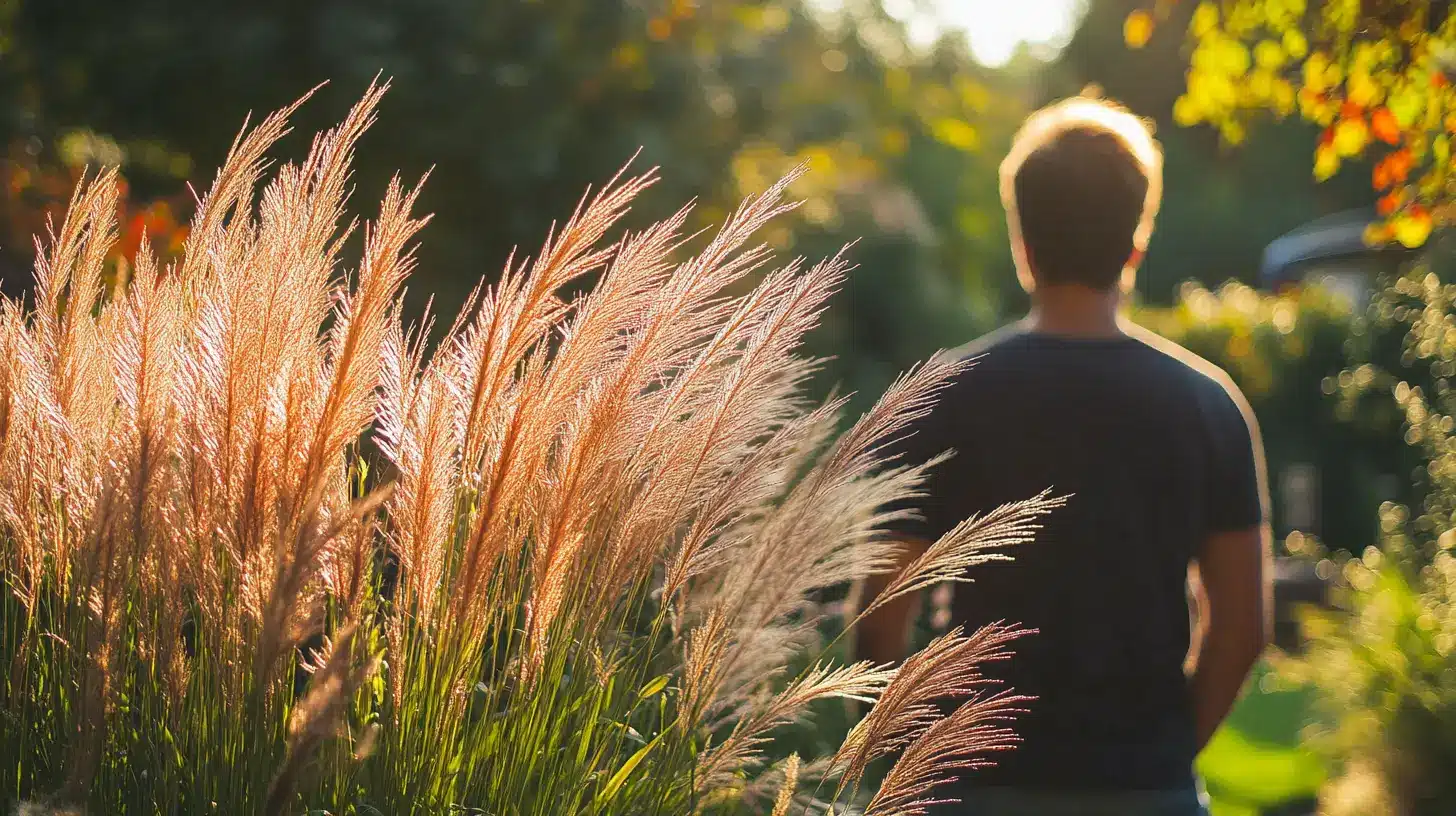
0, 87, 1060, 815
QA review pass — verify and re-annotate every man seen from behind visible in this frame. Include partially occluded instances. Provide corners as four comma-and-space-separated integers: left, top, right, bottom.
857, 94, 1272, 816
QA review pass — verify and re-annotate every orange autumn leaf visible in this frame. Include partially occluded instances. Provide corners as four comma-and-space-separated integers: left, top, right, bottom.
1387, 148, 1414, 184
1340, 100, 1364, 121
143, 202, 169, 234
1377, 190, 1403, 215
1124, 11, 1154, 49
1371, 107, 1401, 144
1373, 161, 1392, 190
118, 212, 147, 260
669, 0, 694, 20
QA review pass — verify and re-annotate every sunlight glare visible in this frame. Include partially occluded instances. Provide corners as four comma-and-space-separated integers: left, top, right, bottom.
886, 0, 1087, 67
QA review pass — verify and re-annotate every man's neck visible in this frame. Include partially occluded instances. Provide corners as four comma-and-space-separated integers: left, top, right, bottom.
1025, 284, 1126, 339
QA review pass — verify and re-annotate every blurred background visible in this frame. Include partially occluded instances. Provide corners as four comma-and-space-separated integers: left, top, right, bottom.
0, 0, 1446, 813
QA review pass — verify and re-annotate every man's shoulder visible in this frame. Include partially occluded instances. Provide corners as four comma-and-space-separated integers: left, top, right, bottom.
1124, 322, 1255, 419
944, 319, 1031, 363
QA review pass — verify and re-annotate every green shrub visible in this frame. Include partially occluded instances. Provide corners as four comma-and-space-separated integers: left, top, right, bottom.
1280, 530, 1456, 816
1275, 259, 1456, 815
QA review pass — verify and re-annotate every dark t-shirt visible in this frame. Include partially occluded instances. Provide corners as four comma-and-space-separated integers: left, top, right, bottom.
884, 323, 1267, 792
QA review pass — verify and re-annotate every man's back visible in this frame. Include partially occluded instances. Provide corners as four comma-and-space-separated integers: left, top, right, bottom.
889, 323, 1265, 792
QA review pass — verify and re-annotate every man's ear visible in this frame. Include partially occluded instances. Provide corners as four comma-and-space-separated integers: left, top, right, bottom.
1015, 242, 1036, 294
1120, 247, 1145, 294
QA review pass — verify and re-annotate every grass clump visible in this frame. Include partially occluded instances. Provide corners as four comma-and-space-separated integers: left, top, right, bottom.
0, 85, 1058, 816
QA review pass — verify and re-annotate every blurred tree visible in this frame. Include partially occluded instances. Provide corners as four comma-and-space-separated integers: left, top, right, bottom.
1126, 0, 1456, 249
0, 0, 188, 294
0, 0, 1035, 407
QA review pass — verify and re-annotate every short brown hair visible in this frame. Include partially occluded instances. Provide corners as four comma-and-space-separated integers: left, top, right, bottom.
1000, 94, 1163, 289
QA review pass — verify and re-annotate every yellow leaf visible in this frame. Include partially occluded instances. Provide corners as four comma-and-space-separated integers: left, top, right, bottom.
1273, 80, 1297, 116
1304, 52, 1330, 92
1437, 135, 1451, 167
1333, 117, 1369, 158
1314, 144, 1340, 180
931, 118, 979, 151
1173, 95, 1202, 126
1348, 71, 1383, 108
1219, 39, 1252, 76
1389, 86, 1426, 128
1192, 2, 1219, 38
1248, 70, 1274, 102
1283, 29, 1309, 59
1221, 119, 1246, 145
1255, 40, 1285, 70
1190, 71, 1237, 110
1393, 210, 1434, 248
1124, 11, 1154, 49
1224, 3, 1261, 37
1352, 42, 1378, 71
1186, 71, 1213, 110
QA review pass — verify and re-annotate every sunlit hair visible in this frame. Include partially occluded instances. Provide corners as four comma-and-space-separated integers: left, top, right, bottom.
999, 92, 1163, 290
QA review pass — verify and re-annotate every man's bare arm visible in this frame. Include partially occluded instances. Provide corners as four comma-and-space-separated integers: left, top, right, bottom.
854, 537, 933, 666
1188, 523, 1272, 752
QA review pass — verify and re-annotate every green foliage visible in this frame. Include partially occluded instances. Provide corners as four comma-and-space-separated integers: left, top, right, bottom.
1333, 256, 1456, 562
1134, 266, 1456, 813
1136, 281, 1349, 404
1237, 251, 1456, 812
1195, 664, 1324, 814
1280, 535, 1456, 816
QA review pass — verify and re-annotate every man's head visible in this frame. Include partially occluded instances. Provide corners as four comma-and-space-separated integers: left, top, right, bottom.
1000, 93, 1163, 292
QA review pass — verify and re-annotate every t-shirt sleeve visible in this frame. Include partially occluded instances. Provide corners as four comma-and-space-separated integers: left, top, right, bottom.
878, 399, 957, 544
1205, 380, 1270, 533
